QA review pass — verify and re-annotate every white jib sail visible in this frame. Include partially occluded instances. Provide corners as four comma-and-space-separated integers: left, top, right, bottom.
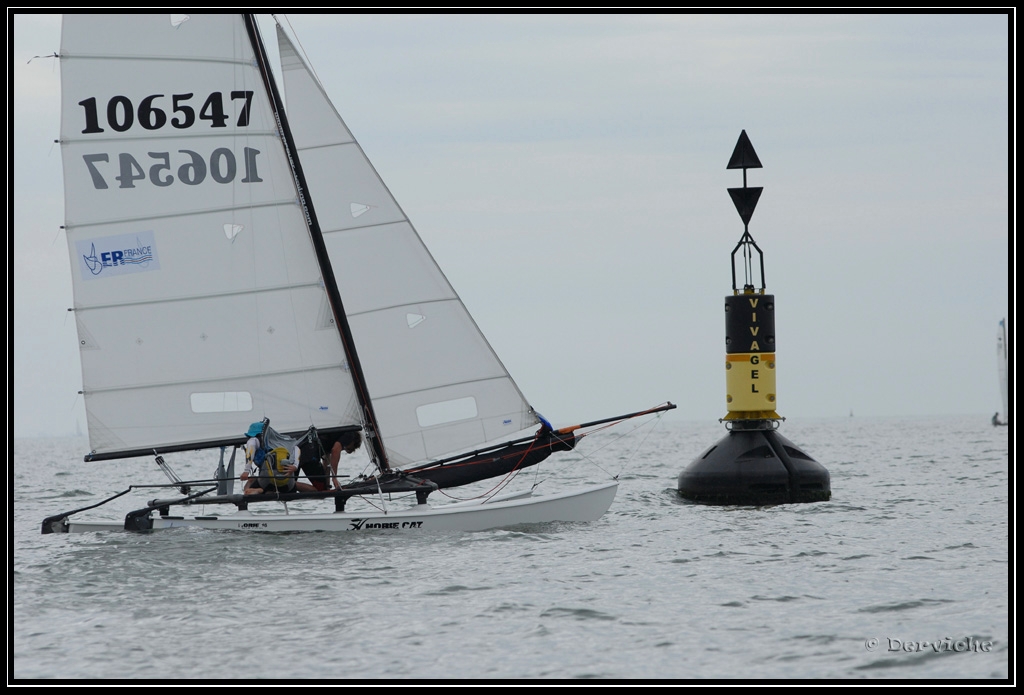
276, 24, 538, 466
59, 14, 361, 457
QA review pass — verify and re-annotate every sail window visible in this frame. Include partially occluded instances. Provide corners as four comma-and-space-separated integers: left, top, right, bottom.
190, 391, 253, 413
416, 397, 478, 428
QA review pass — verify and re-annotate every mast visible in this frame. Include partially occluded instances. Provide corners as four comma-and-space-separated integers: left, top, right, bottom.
242, 14, 391, 472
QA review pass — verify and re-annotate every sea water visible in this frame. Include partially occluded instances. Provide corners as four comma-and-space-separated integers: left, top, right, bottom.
12, 415, 1010, 680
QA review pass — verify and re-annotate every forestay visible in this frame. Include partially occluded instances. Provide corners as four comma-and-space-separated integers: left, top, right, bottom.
59, 14, 361, 458
277, 27, 537, 467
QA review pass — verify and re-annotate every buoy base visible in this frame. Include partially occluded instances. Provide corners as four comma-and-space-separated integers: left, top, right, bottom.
677, 426, 830, 505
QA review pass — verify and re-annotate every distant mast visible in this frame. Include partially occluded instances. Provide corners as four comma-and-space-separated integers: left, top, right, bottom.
995, 317, 1009, 426
1005, 318, 1011, 424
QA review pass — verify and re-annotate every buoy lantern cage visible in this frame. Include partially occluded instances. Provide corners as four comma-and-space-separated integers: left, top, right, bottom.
677, 130, 830, 505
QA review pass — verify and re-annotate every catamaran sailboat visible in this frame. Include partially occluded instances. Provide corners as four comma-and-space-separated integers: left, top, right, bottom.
41, 13, 674, 534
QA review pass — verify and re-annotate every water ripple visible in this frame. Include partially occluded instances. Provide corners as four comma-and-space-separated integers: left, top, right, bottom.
13, 417, 1009, 679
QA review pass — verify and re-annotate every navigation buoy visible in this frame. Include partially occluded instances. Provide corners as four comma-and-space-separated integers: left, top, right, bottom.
678, 131, 830, 505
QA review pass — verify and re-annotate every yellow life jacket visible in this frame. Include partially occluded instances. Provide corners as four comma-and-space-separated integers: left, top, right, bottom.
258, 446, 294, 490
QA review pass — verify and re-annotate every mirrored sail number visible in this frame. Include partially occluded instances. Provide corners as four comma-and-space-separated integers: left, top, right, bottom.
78, 91, 254, 133
82, 148, 263, 189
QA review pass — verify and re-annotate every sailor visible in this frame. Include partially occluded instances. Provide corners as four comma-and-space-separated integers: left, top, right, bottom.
241, 421, 317, 495
299, 430, 363, 490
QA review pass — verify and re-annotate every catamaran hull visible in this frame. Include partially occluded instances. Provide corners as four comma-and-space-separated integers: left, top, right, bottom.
62, 482, 618, 534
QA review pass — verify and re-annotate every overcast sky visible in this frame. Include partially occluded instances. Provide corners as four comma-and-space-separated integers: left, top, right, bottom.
11, 12, 1011, 438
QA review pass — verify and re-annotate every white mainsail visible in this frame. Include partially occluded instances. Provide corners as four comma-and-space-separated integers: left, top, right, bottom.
60, 14, 361, 457
276, 25, 538, 466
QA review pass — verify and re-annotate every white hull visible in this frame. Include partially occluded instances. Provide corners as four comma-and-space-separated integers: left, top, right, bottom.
65, 482, 617, 534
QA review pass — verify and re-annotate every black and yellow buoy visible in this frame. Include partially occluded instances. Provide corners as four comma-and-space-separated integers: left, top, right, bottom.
677, 131, 830, 505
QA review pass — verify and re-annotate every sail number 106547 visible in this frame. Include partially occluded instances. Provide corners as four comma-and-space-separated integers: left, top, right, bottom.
76, 91, 267, 189
81, 148, 263, 189
78, 91, 255, 132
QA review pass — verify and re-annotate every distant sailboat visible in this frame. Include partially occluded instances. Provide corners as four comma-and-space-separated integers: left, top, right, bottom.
994, 318, 1008, 427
